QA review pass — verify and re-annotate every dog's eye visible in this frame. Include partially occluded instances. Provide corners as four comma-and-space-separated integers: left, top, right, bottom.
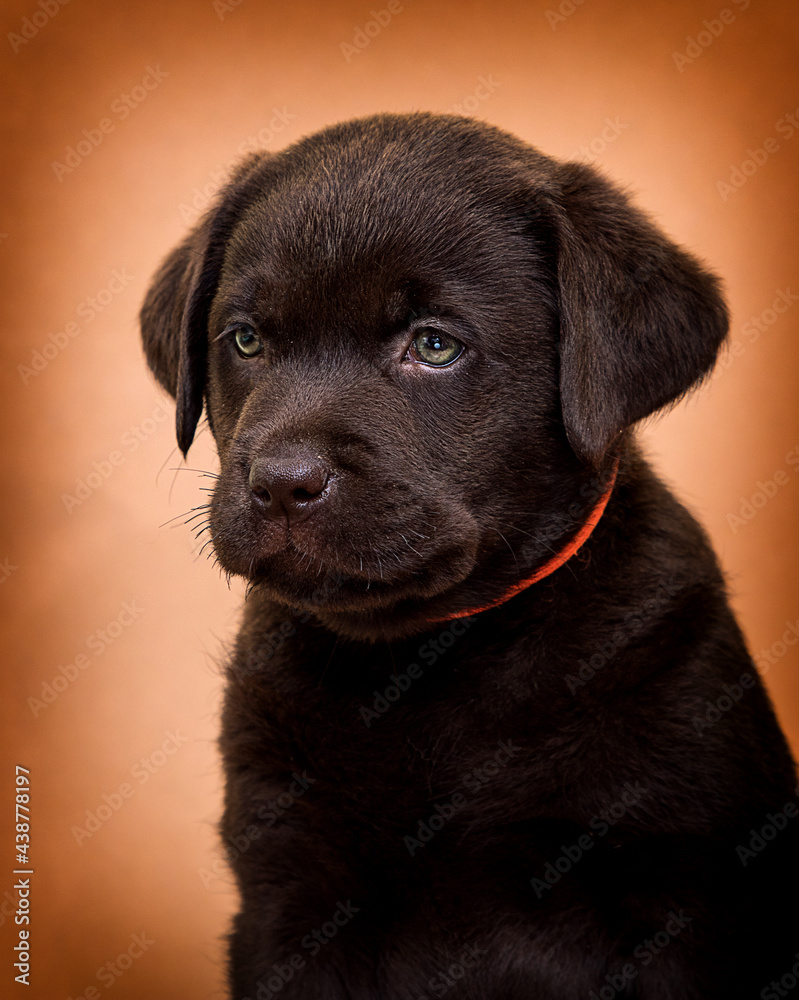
233, 325, 263, 358
409, 329, 464, 367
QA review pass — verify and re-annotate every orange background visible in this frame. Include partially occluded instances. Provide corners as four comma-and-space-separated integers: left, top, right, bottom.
1, 1, 798, 997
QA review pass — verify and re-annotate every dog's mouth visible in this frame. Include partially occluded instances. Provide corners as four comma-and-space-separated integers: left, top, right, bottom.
208, 481, 483, 615
255, 547, 482, 611
239, 531, 482, 614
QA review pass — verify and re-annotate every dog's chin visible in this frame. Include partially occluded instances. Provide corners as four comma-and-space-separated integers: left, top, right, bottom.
215, 534, 482, 638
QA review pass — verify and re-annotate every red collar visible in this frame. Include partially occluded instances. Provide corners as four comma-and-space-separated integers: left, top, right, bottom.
430, 461, 619, 623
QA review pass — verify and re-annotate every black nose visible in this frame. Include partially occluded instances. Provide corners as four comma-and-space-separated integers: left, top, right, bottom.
248, 450, 332, 523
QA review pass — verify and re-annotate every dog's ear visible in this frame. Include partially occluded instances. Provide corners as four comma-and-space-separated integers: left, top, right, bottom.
140, 153, 270, 456
544, 162, 728, 465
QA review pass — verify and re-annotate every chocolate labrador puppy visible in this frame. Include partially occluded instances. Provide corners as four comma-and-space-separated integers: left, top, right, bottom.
140, 113, 798, 999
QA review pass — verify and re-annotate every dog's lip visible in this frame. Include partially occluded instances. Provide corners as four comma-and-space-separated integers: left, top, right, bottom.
249, 538, 421, 588
248, 568, 456, 615
243, 511, 437, 584
242, 530, 481, 612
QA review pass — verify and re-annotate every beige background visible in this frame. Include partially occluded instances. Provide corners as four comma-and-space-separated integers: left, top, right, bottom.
1, 1, 798, 997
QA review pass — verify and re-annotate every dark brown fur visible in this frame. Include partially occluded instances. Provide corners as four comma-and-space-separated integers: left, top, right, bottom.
141, 113, 798, 999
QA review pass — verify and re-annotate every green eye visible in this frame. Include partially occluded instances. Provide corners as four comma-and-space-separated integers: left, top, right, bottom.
233, 325, 263, 358
410, 329, 464, 367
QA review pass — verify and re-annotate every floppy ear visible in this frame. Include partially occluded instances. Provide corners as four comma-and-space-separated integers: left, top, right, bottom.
547, 162, 729, 465
139, 153, 270, 456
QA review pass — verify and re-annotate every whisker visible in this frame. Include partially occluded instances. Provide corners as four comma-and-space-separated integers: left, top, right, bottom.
399, 533, 422, 556
492, 527, 519, 570
197, 538, 216, 561
167, 467, 220, 479
158, 503, 210, 530
155, 442, 183, 490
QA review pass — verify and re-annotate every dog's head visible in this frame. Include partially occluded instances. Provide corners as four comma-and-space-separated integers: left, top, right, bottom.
141, 113, 727, 640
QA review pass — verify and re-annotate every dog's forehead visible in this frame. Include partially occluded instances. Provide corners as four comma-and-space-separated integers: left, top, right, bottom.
240, 171, 502, 271
218, 130, 543, 322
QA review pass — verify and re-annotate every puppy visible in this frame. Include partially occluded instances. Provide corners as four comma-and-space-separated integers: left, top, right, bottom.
140, 113, 798, 999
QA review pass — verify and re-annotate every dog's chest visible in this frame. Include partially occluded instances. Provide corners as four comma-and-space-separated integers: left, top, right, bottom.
222, 614, 596, 881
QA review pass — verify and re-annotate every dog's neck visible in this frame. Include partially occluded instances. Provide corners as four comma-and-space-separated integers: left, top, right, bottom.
429, 460, 619, 624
